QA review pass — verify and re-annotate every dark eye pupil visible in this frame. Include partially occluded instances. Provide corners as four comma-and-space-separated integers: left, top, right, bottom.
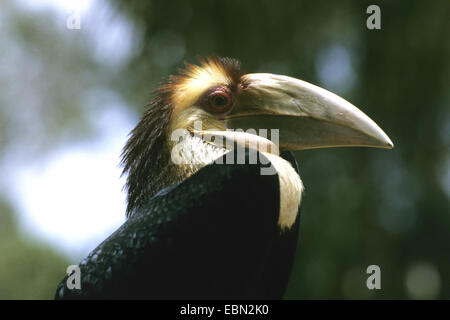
213, 95, 228, 106
206, 89, 233, 114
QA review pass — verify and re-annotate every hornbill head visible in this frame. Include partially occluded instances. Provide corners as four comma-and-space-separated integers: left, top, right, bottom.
122, 56, 393, 227
55, 56, 393, 300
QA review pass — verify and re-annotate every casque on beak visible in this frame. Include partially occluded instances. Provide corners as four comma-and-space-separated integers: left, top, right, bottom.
225, 73, 393, 151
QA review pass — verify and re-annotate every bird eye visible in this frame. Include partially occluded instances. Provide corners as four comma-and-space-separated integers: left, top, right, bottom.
207, 90, 233, 114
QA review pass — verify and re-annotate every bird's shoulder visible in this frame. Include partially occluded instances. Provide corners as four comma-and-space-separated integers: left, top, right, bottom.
55, 149, 293, 299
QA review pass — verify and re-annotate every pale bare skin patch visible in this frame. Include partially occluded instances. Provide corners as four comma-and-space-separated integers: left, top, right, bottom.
263, 152, 303, 230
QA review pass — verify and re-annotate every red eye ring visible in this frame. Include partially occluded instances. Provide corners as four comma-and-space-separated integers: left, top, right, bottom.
207, 89, 233, 114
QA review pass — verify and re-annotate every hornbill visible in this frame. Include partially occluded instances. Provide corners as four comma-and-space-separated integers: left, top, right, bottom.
55, 56, 393, 299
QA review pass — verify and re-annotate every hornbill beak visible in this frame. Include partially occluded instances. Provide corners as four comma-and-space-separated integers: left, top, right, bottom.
225, 73, 393, 151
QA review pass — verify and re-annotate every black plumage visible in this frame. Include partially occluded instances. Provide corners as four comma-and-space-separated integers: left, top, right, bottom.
55, 149, 300, 299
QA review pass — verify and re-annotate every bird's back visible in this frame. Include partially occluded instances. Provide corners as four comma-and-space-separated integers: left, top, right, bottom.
55, 150, 301, 299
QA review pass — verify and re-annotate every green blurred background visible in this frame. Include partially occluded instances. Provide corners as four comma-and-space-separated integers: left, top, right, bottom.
0, 0, 449, 299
